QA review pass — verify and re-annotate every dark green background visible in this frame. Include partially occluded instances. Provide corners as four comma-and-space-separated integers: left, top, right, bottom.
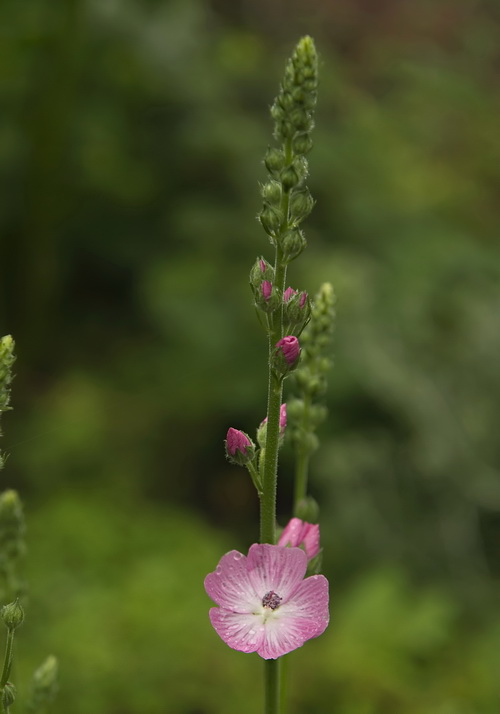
1, 0, 499, 712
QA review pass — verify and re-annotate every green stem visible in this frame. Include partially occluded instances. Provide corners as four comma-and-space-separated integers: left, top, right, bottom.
260, 135, 293, 714
0, 629, 15, 688
264, 659, 281, 714
293, 395, 311, 512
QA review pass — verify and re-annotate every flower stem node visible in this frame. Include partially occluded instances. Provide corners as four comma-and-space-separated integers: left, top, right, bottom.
274, 336, 301, 374
1, 599, 24, 631
225, 428, 256, 466
1, 682, 16, 709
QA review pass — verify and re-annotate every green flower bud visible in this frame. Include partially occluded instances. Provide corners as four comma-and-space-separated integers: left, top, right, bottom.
260, 180, 282, 206
2, 598, 24, 631
292, 133, 314, 155
28, 656, 59, 713
281, 228, 307, 262
0, 489, 26, 560
280, 165, 301, 192
249, 257, 274, 289
2, 682, 16, 708
259, 204, 283, 236
289, 189, 315, 223
290, 108, 312, 132
295, 495, 319, 523
264, 147, 286, 176
307, 550, 323, 576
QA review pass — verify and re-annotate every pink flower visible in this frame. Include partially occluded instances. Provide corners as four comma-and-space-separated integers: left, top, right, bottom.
261, 281, 272, 301
276, 335, 300, 365
278, 518, 320, 560
205, 544, 329, 659
283, 286, 297, 302
226, 428, 251, 457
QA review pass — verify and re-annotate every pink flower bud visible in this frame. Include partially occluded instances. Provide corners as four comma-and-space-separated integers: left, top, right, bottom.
279, 403, 287, 433
259, 403, 287, 444
275, 335, 300, 366
259, 259, 266, 273
299, 291, 307, 308
261, 281, 272, 301
226, 428, 251, 457
283, 287, 297, 303
278, 518, 320, 560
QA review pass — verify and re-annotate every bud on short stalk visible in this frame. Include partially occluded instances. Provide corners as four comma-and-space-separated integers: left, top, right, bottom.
1, 682, 16, 709
225, 428, 256, 466
281, 228, 307, 263
2, 599, 24, 631
274, 336, 301, 374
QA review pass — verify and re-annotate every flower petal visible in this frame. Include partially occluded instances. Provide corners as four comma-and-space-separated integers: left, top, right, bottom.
247, 544, 307, 602
204, 550, 260, 613
302, 523, 320, 559
279, 573, 330, 636
209, 608, 265, 654
257, 574, 329, 659
278, 517, 305, 549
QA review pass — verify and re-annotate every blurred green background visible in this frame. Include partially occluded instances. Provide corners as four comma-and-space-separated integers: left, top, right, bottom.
1, 0, 500, 712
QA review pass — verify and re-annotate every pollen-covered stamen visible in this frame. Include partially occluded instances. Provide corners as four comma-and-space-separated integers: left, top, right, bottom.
262, 590, 282, 610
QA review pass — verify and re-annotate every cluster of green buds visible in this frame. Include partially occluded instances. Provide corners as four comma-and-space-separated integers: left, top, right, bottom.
0, 336, 15, 472
288, 283, 336, 461
250, 36, 318, 353
258, 36, 317, 263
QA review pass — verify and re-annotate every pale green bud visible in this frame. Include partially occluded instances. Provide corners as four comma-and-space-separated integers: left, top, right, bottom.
289, 189, 315, 222
0, 489, 26, 565
264, 147, 286, 176
261, 180, 282, 205
295, 495, 319, 522
292, 132, 314, 155
1, 682, 16, 708
249, 257, 274, 288
28, 656, 59, 713
2, 598, 24, 631
259, 204, 283, 236
281, 228, 307, 262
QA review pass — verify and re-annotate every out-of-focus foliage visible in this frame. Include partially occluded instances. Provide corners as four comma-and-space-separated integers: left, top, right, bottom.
0, 0, 499, 712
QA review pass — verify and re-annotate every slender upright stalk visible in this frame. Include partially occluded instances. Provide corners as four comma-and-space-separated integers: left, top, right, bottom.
293, 394, 311, 512
0, 629, 15, 689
